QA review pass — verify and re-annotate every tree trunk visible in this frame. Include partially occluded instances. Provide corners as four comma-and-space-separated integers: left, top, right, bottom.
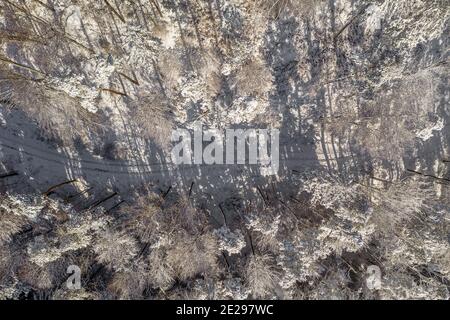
87, 192, 118, 210
106, 200, 125, 213
43, 179, 77, 196
0, 171, 18, 179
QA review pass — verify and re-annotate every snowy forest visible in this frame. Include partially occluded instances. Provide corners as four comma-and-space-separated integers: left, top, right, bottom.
0, 0, 449, 300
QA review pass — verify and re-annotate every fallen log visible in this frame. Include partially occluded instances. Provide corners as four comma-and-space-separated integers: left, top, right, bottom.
43, 179, 77, 196
0, 171, 18, 179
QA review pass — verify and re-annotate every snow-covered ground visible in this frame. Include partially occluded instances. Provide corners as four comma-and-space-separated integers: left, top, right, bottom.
0, 0, 448, 300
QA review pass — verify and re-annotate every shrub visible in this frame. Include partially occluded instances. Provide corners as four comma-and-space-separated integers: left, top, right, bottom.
94, 230, 138, 271
166, 232, 219, 281
245, 254, 280, 298
0, 201, 29, 245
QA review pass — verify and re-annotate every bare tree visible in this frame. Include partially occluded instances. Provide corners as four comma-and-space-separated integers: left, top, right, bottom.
257, 0, 322, 18
0, 245, 12, 282
130, 91, 174, 151
17, 261, 54, 290
147, 248, 175, 290
327, 70, 441, 163
245, 254, 280, 299
0, 199, 29, 244
196, 50, 222, 99
157, 50, 183, 95
165, 232, 219, 281
234, 57, 273, 98
368, 177, 438, 232
94, 230, 138, 271
108, 261, 148, 299
123, 196, 162, 243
